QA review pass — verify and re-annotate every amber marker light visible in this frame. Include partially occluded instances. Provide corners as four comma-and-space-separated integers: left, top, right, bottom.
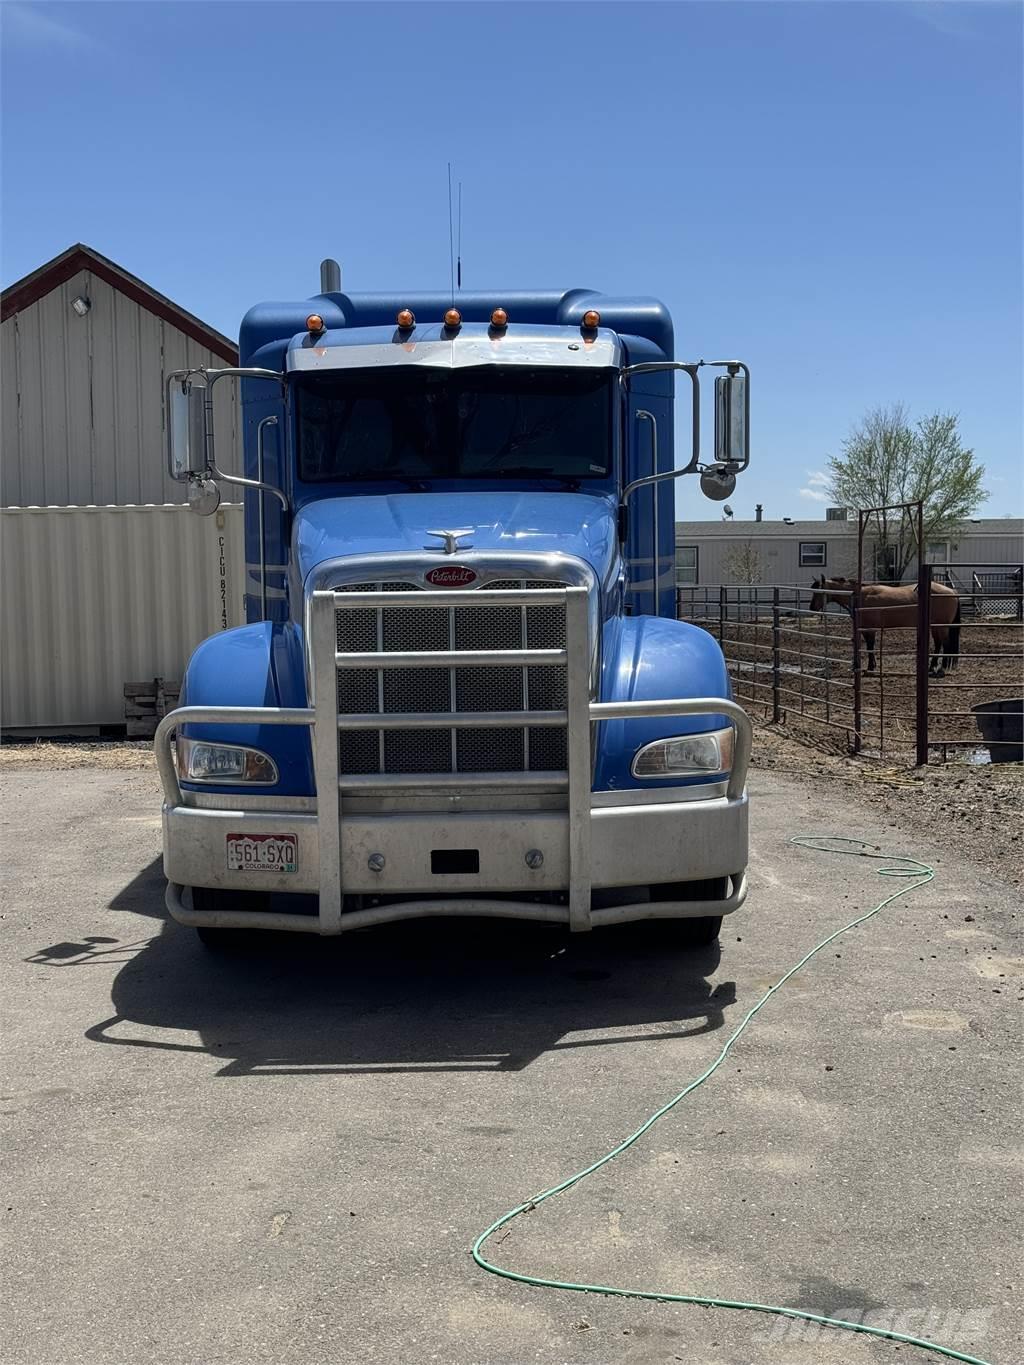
306, 313, 325, 335
581, 309, 601, 331
490, 307, 509, 329
443, 308, 462, 328
396, 308, 415, 329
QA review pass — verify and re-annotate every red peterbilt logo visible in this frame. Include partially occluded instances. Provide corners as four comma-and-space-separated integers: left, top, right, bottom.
425, 565, 477, 587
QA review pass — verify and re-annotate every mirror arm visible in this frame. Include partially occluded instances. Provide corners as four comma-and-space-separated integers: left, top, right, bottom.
166, 366, 289, 508
622, 460, 698, 505
620, 358, 750, 474
204, 464, 289, 511
204, 368, 288, 508
620, 360, 701, 473
635, 411, 661, 616
256, 416, 280, 621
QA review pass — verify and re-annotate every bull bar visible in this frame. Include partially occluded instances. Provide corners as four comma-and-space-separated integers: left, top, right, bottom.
156, 586, 751, 934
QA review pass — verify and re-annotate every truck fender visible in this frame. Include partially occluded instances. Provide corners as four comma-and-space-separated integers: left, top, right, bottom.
594, 614, 734, 791
178, 623, 314, 796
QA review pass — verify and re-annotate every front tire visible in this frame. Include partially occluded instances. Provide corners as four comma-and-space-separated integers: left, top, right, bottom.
190, 887, 270, 950
649, 875, 729, 947
667, 914, 723, 947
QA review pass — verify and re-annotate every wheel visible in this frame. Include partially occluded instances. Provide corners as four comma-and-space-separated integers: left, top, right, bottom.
194, 924, 246, 951
648, 876, 729, 948
669, 914, 723, 947
190, 887, 270, 950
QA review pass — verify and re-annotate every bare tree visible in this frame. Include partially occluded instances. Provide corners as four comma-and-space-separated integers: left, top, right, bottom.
722, 540, 763, 584
827, 406, 986, 579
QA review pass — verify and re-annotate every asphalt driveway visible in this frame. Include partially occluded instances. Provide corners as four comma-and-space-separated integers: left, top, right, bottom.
2, 763, 1020, 1365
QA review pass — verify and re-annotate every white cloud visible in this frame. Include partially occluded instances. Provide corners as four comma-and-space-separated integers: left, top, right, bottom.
799, 470, 831, 502
3, 3, 101, 51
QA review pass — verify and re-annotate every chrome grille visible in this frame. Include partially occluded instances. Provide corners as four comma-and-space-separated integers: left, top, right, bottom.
335, 579, 569, 775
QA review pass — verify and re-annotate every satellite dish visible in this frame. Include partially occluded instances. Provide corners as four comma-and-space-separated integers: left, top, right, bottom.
723, 504, 734, 518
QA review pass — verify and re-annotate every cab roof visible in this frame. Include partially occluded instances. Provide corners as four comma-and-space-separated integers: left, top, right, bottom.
240, 288, 673, 367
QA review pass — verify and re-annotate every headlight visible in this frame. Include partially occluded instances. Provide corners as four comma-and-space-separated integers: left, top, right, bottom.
176, 738, 279, 785
631, 726, 735, 779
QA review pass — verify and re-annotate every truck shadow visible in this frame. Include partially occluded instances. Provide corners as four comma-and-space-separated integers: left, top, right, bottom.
70, 860, 738, 1076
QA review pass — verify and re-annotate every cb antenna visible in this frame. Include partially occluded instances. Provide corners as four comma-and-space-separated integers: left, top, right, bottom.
447, 162, 455, 304
457, 179, 462, 290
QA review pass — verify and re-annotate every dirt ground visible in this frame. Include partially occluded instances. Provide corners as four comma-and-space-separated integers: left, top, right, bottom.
750, 724, 1023, 889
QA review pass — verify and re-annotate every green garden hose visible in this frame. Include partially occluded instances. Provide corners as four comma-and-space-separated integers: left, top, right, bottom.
472, 836, 994, 1365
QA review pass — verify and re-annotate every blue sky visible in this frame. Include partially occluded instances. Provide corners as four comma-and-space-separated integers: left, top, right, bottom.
2, 0, 1021, 520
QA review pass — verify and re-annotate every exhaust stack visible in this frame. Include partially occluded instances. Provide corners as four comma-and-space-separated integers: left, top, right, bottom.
320, 259, 342, 293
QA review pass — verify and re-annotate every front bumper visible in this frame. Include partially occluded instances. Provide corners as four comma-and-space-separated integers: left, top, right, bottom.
162, 785, 748, 933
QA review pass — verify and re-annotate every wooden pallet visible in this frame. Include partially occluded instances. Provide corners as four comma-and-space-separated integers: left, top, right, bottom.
124, 679, 181, 738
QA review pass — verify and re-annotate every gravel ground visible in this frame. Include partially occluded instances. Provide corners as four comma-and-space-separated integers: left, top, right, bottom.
0, 738, 155, 769
2, 761, 1021, 1365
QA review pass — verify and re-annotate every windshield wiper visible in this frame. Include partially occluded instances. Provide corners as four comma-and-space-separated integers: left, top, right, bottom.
487, 466, 582, 490
339, 472, 429, 491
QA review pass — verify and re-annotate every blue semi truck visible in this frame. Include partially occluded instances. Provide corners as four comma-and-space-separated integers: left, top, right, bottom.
157, 264, 752, 948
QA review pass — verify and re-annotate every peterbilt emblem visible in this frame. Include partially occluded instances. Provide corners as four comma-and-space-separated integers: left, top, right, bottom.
425, 565, 477, 588
425, 528, 474, 555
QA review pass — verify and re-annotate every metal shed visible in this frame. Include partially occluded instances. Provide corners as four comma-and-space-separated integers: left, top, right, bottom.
1, 243, 240, 505
1, 245, 246, 731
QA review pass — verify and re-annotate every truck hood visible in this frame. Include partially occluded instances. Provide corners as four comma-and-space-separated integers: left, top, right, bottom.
293, 491, 620, 587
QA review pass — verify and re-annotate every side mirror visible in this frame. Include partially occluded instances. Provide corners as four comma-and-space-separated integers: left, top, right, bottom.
700, 464, 736, 501
187, 476, 221, 517
714, 372, 748, 468
168, 381, 208, 480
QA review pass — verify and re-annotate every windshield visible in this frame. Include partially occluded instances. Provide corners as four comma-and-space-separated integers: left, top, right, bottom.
295, 365, 613, 484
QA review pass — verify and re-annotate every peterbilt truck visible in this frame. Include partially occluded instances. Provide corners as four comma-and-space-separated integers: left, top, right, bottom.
157, 266, 752, 948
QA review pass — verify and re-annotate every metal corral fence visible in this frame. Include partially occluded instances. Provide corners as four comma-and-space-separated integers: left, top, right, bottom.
677, 565, 1023, 763
1, 504, 245, 730
920, 563, 1023, 760
677, 583, 870, 752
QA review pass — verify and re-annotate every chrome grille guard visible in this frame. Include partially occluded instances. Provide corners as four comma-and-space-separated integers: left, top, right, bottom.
156, 585, 751, 934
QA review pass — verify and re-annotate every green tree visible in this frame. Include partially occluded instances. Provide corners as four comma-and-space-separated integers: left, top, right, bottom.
827, 405, 986, 579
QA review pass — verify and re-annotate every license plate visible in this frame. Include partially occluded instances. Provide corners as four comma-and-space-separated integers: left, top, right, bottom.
226, 833, 297, 874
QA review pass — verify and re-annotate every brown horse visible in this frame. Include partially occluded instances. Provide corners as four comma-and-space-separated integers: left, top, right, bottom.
809, 575, 962, 677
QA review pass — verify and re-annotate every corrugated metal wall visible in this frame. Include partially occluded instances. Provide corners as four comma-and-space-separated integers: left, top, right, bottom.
1, 267, 239, 506
1, 504, 245, 729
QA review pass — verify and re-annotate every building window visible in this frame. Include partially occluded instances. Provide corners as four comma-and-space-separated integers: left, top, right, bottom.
925, 540, 950, 564
799, 542, 827, 567
874, 544, 899, 581
677, 546, 699, 585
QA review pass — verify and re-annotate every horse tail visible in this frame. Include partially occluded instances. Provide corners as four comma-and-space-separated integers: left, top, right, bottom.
945, 597, 962, 671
